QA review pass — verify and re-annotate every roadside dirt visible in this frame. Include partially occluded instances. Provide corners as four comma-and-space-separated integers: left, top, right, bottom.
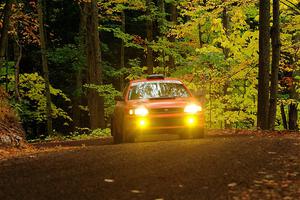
0, 145, 81, 162
0, 130, 299, 161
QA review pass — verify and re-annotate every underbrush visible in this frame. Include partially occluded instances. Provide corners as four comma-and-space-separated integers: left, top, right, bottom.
29, 128, 111, 143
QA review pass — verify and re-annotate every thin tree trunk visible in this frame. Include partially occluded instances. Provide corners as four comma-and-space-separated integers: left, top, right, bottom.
288, 77, 298, 130
83, 0, 105, 129
14, 42, 22, 101
222, 7, 230, 58
72, 68, 83, 129
0, 0, 13, 69
268, 0, 280, 130
221, 6, 231, 128
198, 23, 203, 48
198, 0, 207, 48
288, 103, 298, 130
72, 3, 88, 130
168, 3, 177, 69
287, 27, 300, 131
37, 0, 53, 136
146, 0, 154, 74
280, 103, 288, 129
158, 0, 165, 68
158, 0, 165, 34
257, 0, 271, 130
119, 10, 125, 90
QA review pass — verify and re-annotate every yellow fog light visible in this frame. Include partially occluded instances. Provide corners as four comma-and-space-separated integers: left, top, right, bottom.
186, 116, 197, 126
138, 118, 148, 128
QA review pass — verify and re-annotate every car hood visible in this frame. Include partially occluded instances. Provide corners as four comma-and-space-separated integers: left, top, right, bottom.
128, 98, 199, 109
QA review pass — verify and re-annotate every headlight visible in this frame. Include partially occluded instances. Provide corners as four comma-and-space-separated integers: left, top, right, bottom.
184, 104, 202, 114
129, 107, 149, 116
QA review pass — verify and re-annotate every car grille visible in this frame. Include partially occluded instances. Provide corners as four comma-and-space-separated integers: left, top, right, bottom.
150, 117, 184, 127
149, 107, 183, 114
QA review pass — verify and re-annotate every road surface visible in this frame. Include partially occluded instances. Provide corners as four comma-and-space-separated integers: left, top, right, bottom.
0, 135, 300, 199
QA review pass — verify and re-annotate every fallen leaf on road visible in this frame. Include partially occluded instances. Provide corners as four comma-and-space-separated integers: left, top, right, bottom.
228, 182, 237, 187
253, 180, 263, 184
130, 189, 144, 194
104, 179, 114, 183
261, 179, 278, 188
286, 172, 298, 177
264, 174, 274, 179
258, 171, 267, 175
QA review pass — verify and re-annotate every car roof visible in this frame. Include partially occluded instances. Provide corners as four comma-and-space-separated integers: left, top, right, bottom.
130, 77, 183, 84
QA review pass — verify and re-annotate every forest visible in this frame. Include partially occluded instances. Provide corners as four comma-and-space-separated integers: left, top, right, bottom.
0, 0, 299, 141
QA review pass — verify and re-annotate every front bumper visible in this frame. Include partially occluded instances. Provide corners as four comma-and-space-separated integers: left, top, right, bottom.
124, 113, 204, 133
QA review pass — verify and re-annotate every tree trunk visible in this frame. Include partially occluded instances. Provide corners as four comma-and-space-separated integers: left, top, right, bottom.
257, 0, 271, 130
280, 103, 288, 129
13, 42, 22, 101
268, 0, 280, 130
0, 0, 13, 69
198, 0, 207, 48
158, 0, 165, 68
168, 2, 177, 69
158, 0, 165, 34
222, 7, 230, 58
198, 23, 203, 48
72, 69, 83, 129
72, 3, 88, 130
221, 6, 231, 128
288, 103, 298, 130
37, 0, 53, 136
288, 80, 298, 130
119, 10, 125, 90
146, 0, 154, 74
83, 0, 105, 129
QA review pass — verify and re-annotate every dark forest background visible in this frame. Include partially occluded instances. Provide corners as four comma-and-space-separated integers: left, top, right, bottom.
0, 0, 299, 140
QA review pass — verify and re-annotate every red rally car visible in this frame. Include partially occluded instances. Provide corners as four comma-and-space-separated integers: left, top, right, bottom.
111, 74, 205, 143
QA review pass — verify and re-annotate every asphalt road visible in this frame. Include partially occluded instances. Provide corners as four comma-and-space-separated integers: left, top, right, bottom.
1, 136, 300, 200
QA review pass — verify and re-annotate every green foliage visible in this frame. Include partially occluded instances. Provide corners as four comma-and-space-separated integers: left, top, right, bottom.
7, 0, 300, 133
48, 43, 85, 72
1, 73, 71, 124
166, 0, 260, 128
126, 66, 148, 80
104, 58, 148, 81
0, 61, 15, 77
84, 84, 121, 119
101, 27, 144, 49
31, 128, 111, 142
69, 128, 111, 140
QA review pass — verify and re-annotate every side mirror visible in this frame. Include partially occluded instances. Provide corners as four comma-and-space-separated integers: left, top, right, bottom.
114, 96, 124, 101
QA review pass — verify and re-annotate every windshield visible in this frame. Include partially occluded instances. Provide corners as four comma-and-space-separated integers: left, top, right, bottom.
128, 80, 190, 100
